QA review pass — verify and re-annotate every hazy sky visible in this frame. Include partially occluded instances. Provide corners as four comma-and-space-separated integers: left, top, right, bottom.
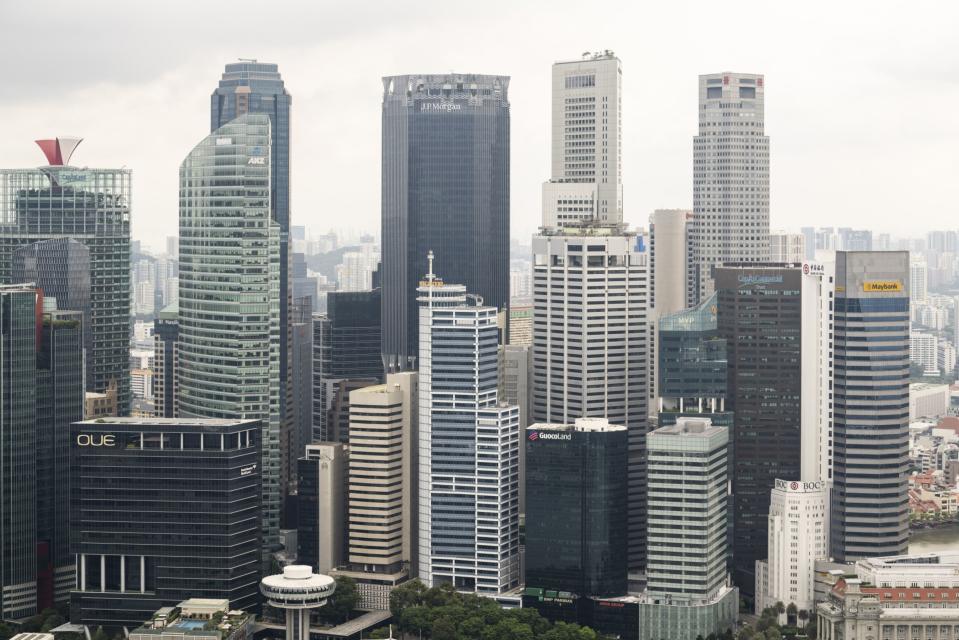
2, 0, 957, 252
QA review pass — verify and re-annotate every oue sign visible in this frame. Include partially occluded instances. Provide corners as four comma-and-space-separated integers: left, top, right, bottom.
77, 434, 116, 447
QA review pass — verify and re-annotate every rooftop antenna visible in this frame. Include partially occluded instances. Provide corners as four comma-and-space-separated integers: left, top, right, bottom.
427, 250, 435, 308
238, 57, 258, 63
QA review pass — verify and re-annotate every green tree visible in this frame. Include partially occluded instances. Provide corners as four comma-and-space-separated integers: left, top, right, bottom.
774, 601, 786, 616
737, 628, 756, 640
400, 605, 432, 637
390, 579, 428, 618
91, 627, 109, 640
797, 610, 809, 628
432, 617, 457, 640
482, 617, 534, 640
786, 602, 798, 624
320, 576, 359, 623
765, 629, 782, 640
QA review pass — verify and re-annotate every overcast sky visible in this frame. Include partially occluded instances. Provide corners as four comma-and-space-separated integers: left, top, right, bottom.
1, 0, 957, 252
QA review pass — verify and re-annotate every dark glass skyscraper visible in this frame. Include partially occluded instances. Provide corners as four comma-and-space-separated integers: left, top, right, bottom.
381, 74, 510, 370
69, 417, 262, 629
12, 238, 91, 386
0, 156, 131, 413
716, 266, 803, 594
525, 419, 628, 598
0, 286, 40, 620
313, 290, 382, 441
36, 307, 83, 609
830, 252, 910, 561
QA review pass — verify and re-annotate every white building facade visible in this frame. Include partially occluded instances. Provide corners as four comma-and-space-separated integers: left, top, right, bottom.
755, 480, 829, 617
542, 52, 622, 227
416, 264, 520, 595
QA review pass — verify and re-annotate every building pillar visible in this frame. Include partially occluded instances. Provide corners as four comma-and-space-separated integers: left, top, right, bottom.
120, 555, 126, 592
100, 555, 106, 592
80, 554, 86, 591
140, 556, 146, 592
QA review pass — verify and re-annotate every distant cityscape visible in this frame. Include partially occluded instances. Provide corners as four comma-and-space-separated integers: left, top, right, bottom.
2, 48, 959, 640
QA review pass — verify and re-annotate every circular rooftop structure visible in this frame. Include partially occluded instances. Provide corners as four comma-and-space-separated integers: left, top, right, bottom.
260, 565, 336, 609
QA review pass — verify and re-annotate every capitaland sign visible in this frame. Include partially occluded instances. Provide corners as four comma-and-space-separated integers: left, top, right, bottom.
738, 274, 783, 286
420, 102, 462, 112
76, 434, 116, 447
863, 280, 902, 292
528, 431, 572, 442
775, 479, 824, 492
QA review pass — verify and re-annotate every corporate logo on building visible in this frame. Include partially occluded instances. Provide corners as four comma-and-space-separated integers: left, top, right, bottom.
76, 434, 116, 447
775, 479, 824, 492
863, 280, 902, 292
738, 274, 783, 286
240, 464, 258, 476
247, 156, 266, 165
528, 431, 571, 442
420, 102, 462, 112
802, 262, 825, 277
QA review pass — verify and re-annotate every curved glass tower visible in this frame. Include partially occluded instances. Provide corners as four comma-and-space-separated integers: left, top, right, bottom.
178, 113, 281, 558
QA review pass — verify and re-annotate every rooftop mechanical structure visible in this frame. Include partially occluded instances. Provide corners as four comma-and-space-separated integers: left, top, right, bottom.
260, 565, 336, 640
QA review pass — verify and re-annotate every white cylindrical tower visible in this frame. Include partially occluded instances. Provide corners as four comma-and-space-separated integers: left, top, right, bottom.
260, 565, 336, 640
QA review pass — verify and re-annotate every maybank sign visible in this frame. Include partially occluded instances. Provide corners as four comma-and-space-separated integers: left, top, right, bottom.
863, 280, 902, 292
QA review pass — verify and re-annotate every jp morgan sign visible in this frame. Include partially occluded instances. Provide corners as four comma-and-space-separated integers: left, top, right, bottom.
420, 102, 462, 112
77, 434, 116, 447
775, 479, 824, 492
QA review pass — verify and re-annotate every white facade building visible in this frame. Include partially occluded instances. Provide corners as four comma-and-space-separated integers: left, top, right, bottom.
769, 231, 806, 263
939, 341, 957, 378
531, 224, 649, 569
910, 383, 951, 421
542, 52, 622, 227
649, 209, 690, 415
416, 259, 520, 595
911, 259, 928, 304
755, 480, 829, 617
910, 331, 939, 375
689, 72, 770, 305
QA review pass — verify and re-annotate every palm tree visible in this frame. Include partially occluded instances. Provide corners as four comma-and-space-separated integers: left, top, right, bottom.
798, 609, 809, 628
786, 602, 798, 625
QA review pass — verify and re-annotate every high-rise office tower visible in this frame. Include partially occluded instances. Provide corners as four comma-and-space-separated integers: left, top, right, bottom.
297, 443, 348, 574
212, 62, 293, 471
381, 73, 510, 371
153, 304, 178, 418
525, 418, 628, 597
754, 479, 828, 617
12, 238, 91, 384
531, 228, 649, 570
0, 139, 131, 413
641, 417, 738, 640
689, 73, 770, 306
347, 374, 417, 574
769, 231, 806, 263
69, 417, 262, 629
36, 306, 84, 609
501, 344, 532, 514
0, 286, 40, 620
716, 262, 835, 595
417, 264, 520, 594
830, 252, 910, 561
649, 209, 692, 411
910, 259, 928, 304
541, 52, 622, 228
313, 290, 383, 441
178, 114, 281, 561
288, 297, 313, 498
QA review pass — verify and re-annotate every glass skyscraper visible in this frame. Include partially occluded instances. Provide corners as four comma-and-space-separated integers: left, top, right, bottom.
212, 61, 293, 477
178, 113, 281, 561
381, 74, 510, 371
0, 160, 131, 413
525, 418, 628, 598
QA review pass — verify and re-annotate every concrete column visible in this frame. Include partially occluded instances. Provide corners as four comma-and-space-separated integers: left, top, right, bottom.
140, 556, 146, 592
100, 555, 105, 592
80, 554, 86, 591
120, 555, 126, 592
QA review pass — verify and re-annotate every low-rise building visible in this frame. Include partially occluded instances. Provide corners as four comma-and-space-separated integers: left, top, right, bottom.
818, 554, 959, 640
910, 383, 951, 421
128, 599, 254, 640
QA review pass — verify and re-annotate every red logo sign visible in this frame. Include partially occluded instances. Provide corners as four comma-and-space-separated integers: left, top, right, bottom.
528, 432, 539, 441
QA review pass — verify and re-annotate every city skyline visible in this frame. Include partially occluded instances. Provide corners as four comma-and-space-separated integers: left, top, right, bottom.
2, 1, 958, 252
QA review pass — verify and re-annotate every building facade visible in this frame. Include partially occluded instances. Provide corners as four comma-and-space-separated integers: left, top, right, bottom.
531, 225, 649, 570
769, 231, 806, 263
755, 480, 829, 617
416, 269, 520, 594
312, 290, 382, 441
381, 73, 510, 371
297, 443, 347, 575
152, 304, 178, 418
177, 114, 281, 560
542, 52, 622, 227
689, 73, 770, 305
0, 144, 131, 412
525, 418, 627, 598
641, 417, 738, 640
830, 252, 910, 561
69, 418, 262, 629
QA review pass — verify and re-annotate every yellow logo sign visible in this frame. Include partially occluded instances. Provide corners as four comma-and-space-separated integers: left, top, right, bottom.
863, 281, 902, 292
